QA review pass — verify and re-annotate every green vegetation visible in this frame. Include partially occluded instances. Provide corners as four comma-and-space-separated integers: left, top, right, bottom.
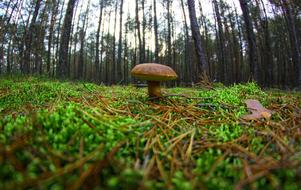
0, 76, 300, 189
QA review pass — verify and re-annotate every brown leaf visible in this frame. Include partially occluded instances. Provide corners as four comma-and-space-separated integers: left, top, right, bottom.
242, 99, 272, 120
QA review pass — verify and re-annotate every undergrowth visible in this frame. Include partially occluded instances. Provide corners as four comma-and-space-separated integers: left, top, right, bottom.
0, 76, 300, 189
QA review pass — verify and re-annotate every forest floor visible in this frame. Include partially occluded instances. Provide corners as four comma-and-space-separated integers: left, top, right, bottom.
0, 75, 301, 190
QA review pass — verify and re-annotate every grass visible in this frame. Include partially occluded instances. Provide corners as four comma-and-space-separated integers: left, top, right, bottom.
0, 75, 300, 189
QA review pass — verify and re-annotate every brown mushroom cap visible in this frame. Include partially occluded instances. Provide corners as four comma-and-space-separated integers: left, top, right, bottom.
131, 63, 177, 81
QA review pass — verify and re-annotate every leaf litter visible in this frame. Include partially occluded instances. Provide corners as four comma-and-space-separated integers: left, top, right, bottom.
0, 76, 301, 189
242, 99, 273, 120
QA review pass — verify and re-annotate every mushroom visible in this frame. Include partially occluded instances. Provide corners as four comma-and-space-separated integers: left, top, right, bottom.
131, 63, 178, 98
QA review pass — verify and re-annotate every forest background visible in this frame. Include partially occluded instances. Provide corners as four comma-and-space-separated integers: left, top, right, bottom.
0, 0, 300, 88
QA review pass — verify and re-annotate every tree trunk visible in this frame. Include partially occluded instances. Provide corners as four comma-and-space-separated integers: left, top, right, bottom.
68, 0, 79, 78
95, 0, 104, 82
23, 0, 42, 74
212, 0, 226, 82
54, 0, 66, 77
198, 0, 211, 80
72, 0, 83, 79
35, 0, 50, 75
117, 0, 124, 83
153, 0, 159, 63
123, 16, 129, 84
77, 0, 90, 79
7, 38, 12, 73
180, 0, 193, 83
234, 5, 244, 82
256, 0, 273, 86
142, 0, 146, 63
239, 0, 259, 82
112, 0, 118, 84
136, 0, 143, 63
100, 16, 105, 82
167, 0, 172, 67
187, 0, 209, 77
105, 11, 112, 83
57, 0, 78, 78
228, 7, 241, 83
0, 0, 21, 74
281, 0, 301, 87
47, 0, 59, 76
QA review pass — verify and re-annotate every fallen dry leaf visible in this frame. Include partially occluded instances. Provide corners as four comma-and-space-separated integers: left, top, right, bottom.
242, 99, 273, 120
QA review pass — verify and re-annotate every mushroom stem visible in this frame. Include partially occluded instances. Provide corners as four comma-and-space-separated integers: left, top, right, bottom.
147, 81, 161, 97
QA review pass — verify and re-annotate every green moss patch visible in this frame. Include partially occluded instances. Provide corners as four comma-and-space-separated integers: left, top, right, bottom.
0, 76, 300, 189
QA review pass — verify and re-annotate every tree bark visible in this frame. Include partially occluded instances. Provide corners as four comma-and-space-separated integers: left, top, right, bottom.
167, 0, 172, 67
234, 5, 244, 82
117, 0, 124, 83
198, 0, 210, 80
142, 0, 146, 62
95, 0, 104, 82
23, 0, 42, 74
227, 7, 241, 83
35, 0, 50, 75
100, 15, 105, 82
77, 0, 90, 79
153, 0, 159, 63
212, 0, 226, 82
135, 0, 143, 63
0, 0, 20, 74
180, 0, 193, 83
112, 0, 118, 83
281, 0, 301, 87
67, 0, 79, 78
57, 0, 78, 78
7, 38, 12, 73
54, 0, 66, 77
47, 0, 59, 76
187, 0, 209, 77
239, 0, 259, 82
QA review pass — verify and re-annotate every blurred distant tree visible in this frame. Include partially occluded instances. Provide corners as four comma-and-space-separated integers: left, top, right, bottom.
117, 0, 124, 83
57, 0, 78, 78
239, 0, 259, 82
153, 0, 159, 63
187, 0, 209, 77
47, 0, 59, 76
77, 0, 91, 79
136, 0, 143, 64
23, 0, 42, 74
280, 0, 301, 87
95, 0, 105, 82
0, 0, 300, 88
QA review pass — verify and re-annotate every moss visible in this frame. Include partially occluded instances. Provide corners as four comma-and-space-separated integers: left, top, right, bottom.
0, 76, 300, 189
